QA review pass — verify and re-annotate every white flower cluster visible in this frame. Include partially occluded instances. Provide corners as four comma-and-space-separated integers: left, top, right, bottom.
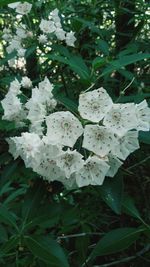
3, 4, 76, 71
8, 2, 32, 15
39, 8, 76, 46
1, 82, 150, 188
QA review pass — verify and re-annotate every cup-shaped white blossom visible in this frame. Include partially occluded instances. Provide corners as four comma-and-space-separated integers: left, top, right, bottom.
78, 87, 113, 122
106, 154, 123, 177
9, 79, 21, 95
103, 103, 138, 136
39, 19, 56, 34
136, 100, 150, 131
83, 125, 118, 157
32, 141, 65, 182
38, 34, 48, 44
8, 2, 20, 9
9, 133, 43, 168
111, 131, 140, 160
16, 2, 32, 15
21, 76, 32, 88
75, 156, 110, 187
59, 173, 78, 190
46, 111, 83, 147
56, 149, 84, 178
1, 92, 25, 122
26, 100, 46, 123
6, 138, 20, 160
65, 31, 76, 47
55, 28, 66, 41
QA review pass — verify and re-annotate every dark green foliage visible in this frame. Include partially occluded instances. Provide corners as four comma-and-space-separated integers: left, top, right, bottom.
0, 0, 150, 266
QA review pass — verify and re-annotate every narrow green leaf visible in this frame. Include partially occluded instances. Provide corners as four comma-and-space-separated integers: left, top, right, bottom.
123, 195, 142, 220
0, 224, 8, 243
4, 187, 26, 204
0, 160, 19, 186
100, 173, 123, 214
88, 227, 145, 261
0, 236, 19, 256
92, 57, 107, 70
22, 180, 46, 224
25, 236, 69, 267
0, 205, 18, 230
101, 53, 150, 77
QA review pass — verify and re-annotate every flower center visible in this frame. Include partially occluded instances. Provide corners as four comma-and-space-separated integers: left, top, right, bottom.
112, 111, 121, 122
61, 121, 71, 130
95, 131, 104, 141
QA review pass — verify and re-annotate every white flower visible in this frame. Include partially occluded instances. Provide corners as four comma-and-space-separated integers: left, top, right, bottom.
9, 79, 21, 95
46, 111, 83, 147
50, 8, 59, 20
8, 2, 20, 9
34, 159, 64, 182
9, 132, 42, 168
8, 132, 42, 168
2, 32, 12, 42
6, 137, 20, 160
83, 125, 118, 157
136, 100, 150, 131
29, 121, 44, 136
26, 78, 56, 109
65, 31, 76, 47
1, 92, 25, 122
6, 39, 21, 54
16, 2, 32, 15
56, 149, 84, 178
78, 88, 113, 122
18, 48, 26, 57
32, 140, 64, 181
38, 77, 53, 96
111, 131, 140, 160
16, 26, 27, 39
21, 76, 32, 88
38, 34, 48, 44
55, 28, 66, 40
103, 103, 138, 136
75, 156, 110, 187
106, 154, 123, 177
26, 99, 46, 122
59, 173, 78, 189
39, 19, 56, 34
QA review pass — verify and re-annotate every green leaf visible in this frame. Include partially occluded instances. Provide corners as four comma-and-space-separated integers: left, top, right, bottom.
92, 57, 107, 70
0, 224, 8, 243
101, 53, 150, 77
4, 187, 26, 204
69, 55, 91, 82
25, 236, 69, 267
100, 173, 123, 214
46, 53, 91, 83
139, 131, 150, 144
0, 119, 15, 131
88, 227, 145, 261
0, 160, 19, 186
0, 205, 18, 229
0, 236, 19, 256
122, 195, 142, 220
22, 180, 46, 225
0, 0, 32, 6
25, 45, 37, 58
97, 39, 109, 56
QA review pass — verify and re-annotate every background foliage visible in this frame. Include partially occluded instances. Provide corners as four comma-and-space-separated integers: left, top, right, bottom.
0, 0, 150, 266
